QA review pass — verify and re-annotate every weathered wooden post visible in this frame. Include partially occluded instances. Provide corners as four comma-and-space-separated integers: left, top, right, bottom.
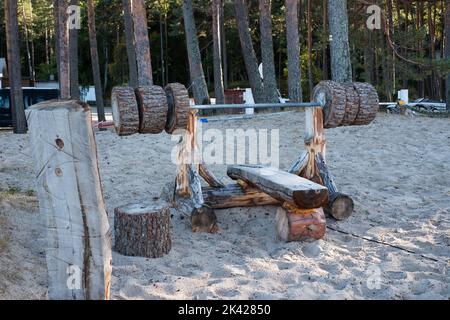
26, 100, 112, 300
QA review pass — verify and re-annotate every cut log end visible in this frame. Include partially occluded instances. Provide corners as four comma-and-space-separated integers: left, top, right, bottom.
276, 204, 326, 242
165, 83, 190, 134
114, 201, 172, 258
326, 193, 354, 221
191, 205, 219, 233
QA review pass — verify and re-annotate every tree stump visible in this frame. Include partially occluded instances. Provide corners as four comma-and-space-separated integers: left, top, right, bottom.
276, 203, 326, 242
135, 85, 168, 134
114, 202, 172, 258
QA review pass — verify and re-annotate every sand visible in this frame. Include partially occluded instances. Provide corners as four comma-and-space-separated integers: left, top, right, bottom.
0, 111, 449, 300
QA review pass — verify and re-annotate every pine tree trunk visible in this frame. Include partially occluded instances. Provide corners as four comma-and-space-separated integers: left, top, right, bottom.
259, 0, 278, 102
322, 0, 328, 80
307, 0, 314, 98
122, 0, 138, 88
69, 0, 79, 100
445, 0, 450, 111
5, 0, 27, 134
55, 0, 70, 99
285, 0, 302, 102
131, 0, 153, 86
182, 0, 210, 104
220, 3, 228, 89
212, 0, 225, 104
21, 2, 33, 83
233, 0, 265, 103
327, 0, 352, 83
87, 0, 105, 122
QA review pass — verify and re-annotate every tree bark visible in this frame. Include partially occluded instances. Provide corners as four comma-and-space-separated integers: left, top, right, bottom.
122, 0, 138, 88
5, 0, 27, 133
26, 100, 112, 300
21, 2, 34, 83
285, 0, 302, 102
220, 2, 228, 89
212, 0, 225, 104
327, 0, 352, 83
234, 0, 265, 103
307, 0, 314, 98
87, 0, 105, 122
69, 0, 79, 100
259, 0, 278, 102
446, 0, 450, 111
56, 0, 70, 99
131, 0, 153, 86
322, 0, 329, 80
182, 0, 210, 104
114, 202, 171, 258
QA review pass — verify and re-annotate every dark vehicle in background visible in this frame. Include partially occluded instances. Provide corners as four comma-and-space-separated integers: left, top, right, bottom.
0, 88, 59, 127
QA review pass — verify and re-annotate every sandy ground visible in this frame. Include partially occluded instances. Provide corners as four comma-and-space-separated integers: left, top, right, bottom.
0, 111, 449, 300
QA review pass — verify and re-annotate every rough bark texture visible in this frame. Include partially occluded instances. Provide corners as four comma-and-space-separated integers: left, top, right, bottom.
114, 202, 172, 258
312, 80, 346, 128
212, 0, 225, 104
111, 87, 139, 136
327, 0, 352, 83
5, 0, 27, 133
122, 0, 139, 88
182, 0, 210, 104
227, 165, 329, 209
135, 86, 168, 134
26, 100, 112, 300
276, 204, 326, 242
165, 83, 190, 134
259, 0, 279, 103
352, 82, 379, 126
57, 0, 70, 99
69, 0, 80, 100
233, 0, 265, 103
87, 0, 105, 122
131, 0, 153, 86
340, 82, 360, 126
446, 0, 450, 111
285, 0, 302, 102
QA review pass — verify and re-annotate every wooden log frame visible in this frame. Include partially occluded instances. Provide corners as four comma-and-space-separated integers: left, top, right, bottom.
26, 100, 112, 300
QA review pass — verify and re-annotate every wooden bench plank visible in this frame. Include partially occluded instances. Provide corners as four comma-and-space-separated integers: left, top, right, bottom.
227, 165, 328, 209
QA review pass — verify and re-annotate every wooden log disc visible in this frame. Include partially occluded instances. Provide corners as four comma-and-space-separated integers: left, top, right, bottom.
276, 203, 326, 242
114, 201, 172, 258
352, 82, 379, 125
165, 83, 190, 134
135, 86, 169, 134
340, 83, 360, 126
312, 80, 346, 128
111, 87, 140, 136
326, 193, 354, 221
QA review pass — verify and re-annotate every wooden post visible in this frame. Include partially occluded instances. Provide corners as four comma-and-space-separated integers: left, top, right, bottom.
26, 100, 112, 300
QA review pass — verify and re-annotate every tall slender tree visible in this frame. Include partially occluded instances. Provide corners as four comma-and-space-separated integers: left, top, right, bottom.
307, 0, 313, 97
69, 0, 79, 99
182, 0, 210, 104
327, 0, 352, 83
233, 0, 264, 103
212, 0, 225, 104
122, 0, 138, 87
56, 0, 70, 99
259, 0, 278, 102
5, 0, 27, 133
87, 0, 105, 122
445, 0, 450, 111
131, 0, 153, 86
285, 0, 302, 102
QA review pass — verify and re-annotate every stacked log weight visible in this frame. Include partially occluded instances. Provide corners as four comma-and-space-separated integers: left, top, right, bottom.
340, 83, 360, 126
352, 82, 379, 125
312, 81, 346, 128
165, 83, 190, 134
135, 86, 169, 134
114, 202, 172, 258
276, 203, 326, 242
111, 87, 140, 136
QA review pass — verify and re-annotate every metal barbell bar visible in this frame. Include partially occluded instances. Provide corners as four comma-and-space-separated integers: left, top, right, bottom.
192, 102, 323, 110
